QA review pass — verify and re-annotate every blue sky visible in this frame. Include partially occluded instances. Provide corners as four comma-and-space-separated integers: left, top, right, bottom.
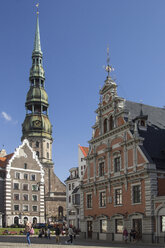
0, 0, 165, 182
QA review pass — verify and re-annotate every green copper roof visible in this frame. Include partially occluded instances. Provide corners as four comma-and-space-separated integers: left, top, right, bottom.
26, 87, 48, 104
33, 13, 42, 54
22, 114, 52, 140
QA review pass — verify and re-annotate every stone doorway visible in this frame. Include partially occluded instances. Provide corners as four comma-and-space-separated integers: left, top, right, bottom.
87, 221, 92, 238
133, 218, 142, 240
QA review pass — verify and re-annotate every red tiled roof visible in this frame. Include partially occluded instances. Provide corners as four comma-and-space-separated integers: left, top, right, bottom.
0, 153, 14, 168
79, 145, 89, 157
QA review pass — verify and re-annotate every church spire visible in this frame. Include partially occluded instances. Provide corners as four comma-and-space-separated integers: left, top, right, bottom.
22, 5, 53, 165
33, 4, 42, 54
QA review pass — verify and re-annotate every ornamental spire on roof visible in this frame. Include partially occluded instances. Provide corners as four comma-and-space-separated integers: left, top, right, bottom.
104, 45, 114, 78
33, 3, 42, 54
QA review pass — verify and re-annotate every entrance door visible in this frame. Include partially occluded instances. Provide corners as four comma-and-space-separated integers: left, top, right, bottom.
14, 216, 19, 226
87, 221, 92, 238
133, 219, 142, 240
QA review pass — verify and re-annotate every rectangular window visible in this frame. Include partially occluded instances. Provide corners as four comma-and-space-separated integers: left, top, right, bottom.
23, 205, 28, 211
32, 195, 38, 201
24, 173, 28, 180
14, 194, 19, 200
100, 219, 107, 233
32, 185, 38, 191
115, 188, 122, 205
100, 191, 106, 207
69, 196, 71, 203
133, 185, 141, 203
24, 163, 27, 169
161, 216, 165, 232
23, 184, 28, 191
72, 183, 75, 190
99, 162, 104, 177
87, 194, 92, 208
32, 206, 37, 212
23, 194, 28, 201
69, 184, 71, 190
14, 205, 19, 211
114, 157, 120, 173
14, 183, 19, 190
115, 219, 123, 233
15, 172, 20, 179
30, 174, 36, 181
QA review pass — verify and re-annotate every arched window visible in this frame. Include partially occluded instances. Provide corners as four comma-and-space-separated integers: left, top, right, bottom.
36, 151, 39, 157
14, 216, 19, 226
58, 206, 63, 218
99, 162, 104, 176
109, 115, 114, 130
24, 217, 28, 225
33, 217, 37, 225
104, 119, 108, 133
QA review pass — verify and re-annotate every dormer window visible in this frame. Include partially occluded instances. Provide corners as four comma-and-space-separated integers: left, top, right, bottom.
140, 120, 145, 126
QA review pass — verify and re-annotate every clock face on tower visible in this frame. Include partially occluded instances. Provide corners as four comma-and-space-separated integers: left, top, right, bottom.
34, 120, 41, 127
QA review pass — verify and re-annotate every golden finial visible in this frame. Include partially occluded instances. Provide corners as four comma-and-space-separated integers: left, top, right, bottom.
36, 3, 39, 15
104, 45, 114, 77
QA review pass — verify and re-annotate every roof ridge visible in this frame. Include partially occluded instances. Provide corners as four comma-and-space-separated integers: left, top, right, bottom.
126, 100, 164, 110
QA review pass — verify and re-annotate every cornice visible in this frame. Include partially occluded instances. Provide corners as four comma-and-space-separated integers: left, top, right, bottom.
89, 122, 130, 145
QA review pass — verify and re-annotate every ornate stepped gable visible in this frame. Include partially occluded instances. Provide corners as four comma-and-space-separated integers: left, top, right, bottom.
80, 49, 165, 242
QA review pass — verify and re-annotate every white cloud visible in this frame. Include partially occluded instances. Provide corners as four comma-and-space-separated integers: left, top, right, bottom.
1, 111, 12, 121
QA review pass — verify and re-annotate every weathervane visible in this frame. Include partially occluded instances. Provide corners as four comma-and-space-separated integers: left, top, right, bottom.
36, 3, 39, 15
104, 45, 114, 77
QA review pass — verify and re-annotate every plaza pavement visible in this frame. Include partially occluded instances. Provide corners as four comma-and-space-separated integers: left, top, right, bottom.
0, 235, 164, 248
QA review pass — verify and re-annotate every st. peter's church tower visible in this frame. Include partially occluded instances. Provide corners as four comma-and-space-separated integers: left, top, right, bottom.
21, 10, 66, 221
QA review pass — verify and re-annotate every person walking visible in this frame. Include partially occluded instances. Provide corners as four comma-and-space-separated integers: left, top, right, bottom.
123, 227, 128, 243
25, 221, 32, 246
47, 228, 51, 239
130, 228, 136, 242
66, 225, 74, 244
55, 225, 61, 244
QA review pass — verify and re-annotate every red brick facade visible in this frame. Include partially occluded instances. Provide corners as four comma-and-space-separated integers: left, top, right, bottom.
79, 73, 165, 243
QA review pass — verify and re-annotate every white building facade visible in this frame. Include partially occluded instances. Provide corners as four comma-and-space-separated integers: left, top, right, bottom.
65, 145, 88, 228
